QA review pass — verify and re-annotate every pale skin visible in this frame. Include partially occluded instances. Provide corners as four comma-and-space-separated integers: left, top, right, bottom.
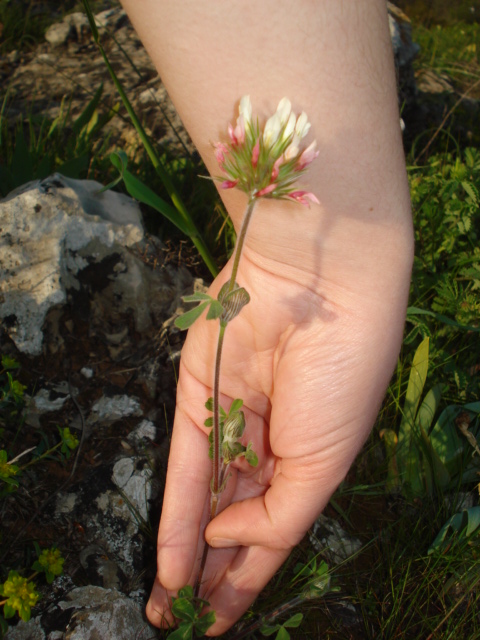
118, 1, 414, 635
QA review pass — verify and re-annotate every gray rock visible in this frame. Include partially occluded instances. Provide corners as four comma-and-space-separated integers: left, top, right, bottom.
0, 174, 143, 355
310, 514, 362, 564
45, 22, 72, 47
4, 586, 156, 640
90, 395, 142, 422
45, 12, 90, 47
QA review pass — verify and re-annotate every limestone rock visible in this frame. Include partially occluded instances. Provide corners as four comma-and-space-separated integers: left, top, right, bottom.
4, 586, 155, 640
0, 174, 143, 355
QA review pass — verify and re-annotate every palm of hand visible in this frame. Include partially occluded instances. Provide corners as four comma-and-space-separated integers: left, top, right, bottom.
147, 247, 405, 635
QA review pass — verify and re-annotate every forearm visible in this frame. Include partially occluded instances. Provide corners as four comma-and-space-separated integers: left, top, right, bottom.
119, 0, 413, 291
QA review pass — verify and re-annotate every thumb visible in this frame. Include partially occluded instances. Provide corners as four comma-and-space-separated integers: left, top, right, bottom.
205, 470, 332, 550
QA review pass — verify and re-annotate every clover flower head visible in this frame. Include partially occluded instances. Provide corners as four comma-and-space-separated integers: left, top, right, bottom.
213, 96, 319, 206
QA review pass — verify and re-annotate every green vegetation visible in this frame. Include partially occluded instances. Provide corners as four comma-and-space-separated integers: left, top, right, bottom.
1, 1, 480, 638
0, 357, 72, 633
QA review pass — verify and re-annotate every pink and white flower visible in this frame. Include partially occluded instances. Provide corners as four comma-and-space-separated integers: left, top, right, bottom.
212, 95, 319, 205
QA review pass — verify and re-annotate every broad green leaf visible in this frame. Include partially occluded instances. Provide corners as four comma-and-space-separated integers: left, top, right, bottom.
229, 399, 244, 414
429, 405, 468, 475
206, 300, 224, 320
284, 613, 303, 628
194, 610, 216, 635
275, 627, 291, 640
204, 417, 213, 428
416, 383, 443, 433
397, 338, 429, 495
205, 398, 214, 412
109, 152, 194, 236
402, 337, 430, 433
171, 597, 196, 622
260, 624, 280, 636
166, 623, 194, 640
429, 507, 480, 554
175, 302, 209, 330
177, 586, 194, 598
245, 446, 259, 467
419, 425, 451, 493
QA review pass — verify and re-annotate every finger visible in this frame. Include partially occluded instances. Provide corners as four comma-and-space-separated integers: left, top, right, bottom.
156, 367, 213, 590
206, 545, 291, 636
206, 456, 336, 549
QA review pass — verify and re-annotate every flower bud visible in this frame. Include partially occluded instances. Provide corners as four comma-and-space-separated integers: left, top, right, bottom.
223, 410, 246, 443
218, 283, 250, 323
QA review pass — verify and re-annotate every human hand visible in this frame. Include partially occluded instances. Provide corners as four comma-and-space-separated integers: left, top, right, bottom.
146, 198, 413, 635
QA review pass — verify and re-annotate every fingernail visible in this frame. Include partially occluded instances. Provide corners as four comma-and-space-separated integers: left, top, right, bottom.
209, 537, 239, 548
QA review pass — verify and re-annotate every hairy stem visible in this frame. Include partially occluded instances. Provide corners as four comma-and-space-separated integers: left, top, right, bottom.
194, 198, 257, 597
228, 198, 256, 292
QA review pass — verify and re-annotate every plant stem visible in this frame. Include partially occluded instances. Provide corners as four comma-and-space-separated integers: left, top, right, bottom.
228, 199, 256, 292
194, 198, 257, 597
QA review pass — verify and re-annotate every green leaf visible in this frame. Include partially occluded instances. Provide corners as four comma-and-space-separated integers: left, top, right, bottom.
194, 610, 216, 635
177, 586, 194, 599
175, 301, 209, 330
406, 306, 480, 332
397, 337, 429, 495
57, 155, 90, 179
260, 624, 280, 636
462, 180, 478, 204
110, 152, 194, 236
206, 300, 224, 321
166, 622, 194, 640
171, 598, 196, 622
229, 398, 244, 415
72, 83, 103, 135
245, 446, 259, 467
429, 406, 469, 475
284, 613, 303, 628
3, 603, 16, 619
428, 507, 480, 554
419, 425, 451, 493
1, 356, 19, 370
415, 383, 443, 433
275, 627, 291, 640
204, 417, 213, 428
